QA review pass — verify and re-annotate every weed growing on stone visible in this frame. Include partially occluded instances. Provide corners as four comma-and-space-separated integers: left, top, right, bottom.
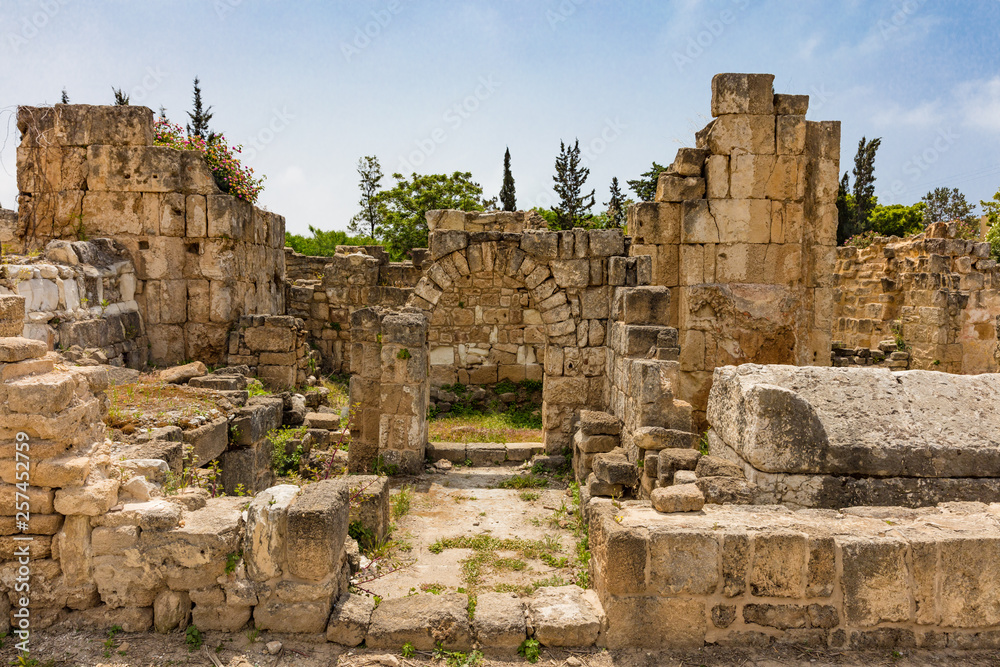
267, 426, 308, 477
518, 490, 541, 502
433, 644, 483, 667
428, 534, 562, 593
102, 625, 122, 658
497, 473, 548, 490
401, 642, 416, 658
419, 582, 446, 594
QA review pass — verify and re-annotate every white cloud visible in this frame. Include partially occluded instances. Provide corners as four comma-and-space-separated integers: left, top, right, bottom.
955, 76, 1000, 133
869, 100, 945, 129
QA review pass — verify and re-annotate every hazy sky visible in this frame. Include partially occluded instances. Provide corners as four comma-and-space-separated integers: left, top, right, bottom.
1, 0, 999, 235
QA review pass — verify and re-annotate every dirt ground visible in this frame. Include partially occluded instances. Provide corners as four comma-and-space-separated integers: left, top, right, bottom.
4, 630, 1000, 667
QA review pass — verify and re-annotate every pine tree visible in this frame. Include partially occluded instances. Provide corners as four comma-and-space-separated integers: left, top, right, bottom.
348, 156, 384, 240
499, 147, 516, 212
627, 162, 668, 202
551, 139, 595, 230
921, 187, 977, 226
836, 171, 855, 245
60, 88, 69, 104
158, 106, 168, 120
605, 177, 626, 228
186, 77, 214, 139
112, 87, 129, 106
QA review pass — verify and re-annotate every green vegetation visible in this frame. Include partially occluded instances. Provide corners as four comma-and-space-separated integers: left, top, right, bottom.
185, 625, 203, 652
627, 161, 668, 202
551, 139, 595, 229
499, 147, 517, 211
497, 473, 548, 490
401, 642, 416, 658
518, 490, 541, 502
518, 638, 542, 663
267, 426, 307, 477
391, 484, 413, 519
427, 534, 563, 593
349, 156, 384, 239
284, 226, 374, 256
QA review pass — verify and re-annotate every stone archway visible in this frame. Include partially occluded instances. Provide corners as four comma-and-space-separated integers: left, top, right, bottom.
405, 227, 637, 452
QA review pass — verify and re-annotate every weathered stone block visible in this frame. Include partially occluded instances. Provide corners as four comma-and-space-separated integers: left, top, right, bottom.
366, 593, 472, 650
711, 73, 775, 116
526, 586, 603, 647
286, 478, 350, 581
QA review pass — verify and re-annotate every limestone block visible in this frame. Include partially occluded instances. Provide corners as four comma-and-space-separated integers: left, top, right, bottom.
806, 120, 841, 161
705, 154, 729, 199
253, 597, 333, 633
695, 476, 756, 504
681, 200, 719, 244
85, 145, 184, 193
706, 114, 776, 155
776, 115, 807, 155
550, 259, 590, 288
92, 556, 163, 608
182, 417, 228, 465
186, 194, 207, 237
0, 295, 26, 337
841, 536, 911, 625
599, 595, 705, 649
710, 199, 770, 244
159, 193, 186, 236
153, 589, 191, 633
939, 537, 1000, 627
592, 449, 639, 486
135, 236, 185, 280
472, 592, 526, 648
65, 605, 153, 633
579, 410, 621, 436
243, 484, 300, 581
0, 454, 90, 488
728, 153, 775, 199
635, 426, 697, 451
91, 499, 183, 531
53, 479, 119, 516
426, 209, 468, 232
750, 530, 807, 598
186, 279, 211, 323
91, 525, 139, 556
286, 478, 350, 581
611, 286, 671, 326
655, 174, 705, 202
708, 365, 1000, 478
526, 586, 603, 647
191, 603, 251, 632
711, 73, 775, 116
156, 360, 207, 384
326, 593, 375, 646
0, 336, 46, 362
775, 94, 809, 115
206, 194, 252, 239
366, 593, 472, 650
658, 449, 702, 486
588, 229, 625, 257
651, 485, 705, 512
766, 155, 805, 200
669, 147, 710, 177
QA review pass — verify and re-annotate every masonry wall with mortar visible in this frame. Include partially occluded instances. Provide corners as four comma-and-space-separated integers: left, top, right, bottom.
589, 499, 1000, 651
0, 239, 147, 368
13, 105, 286, 367
224, 315, 316, 389
628, 73, 840, 422
833, 221, 1000, 374
285, 248, 414, 375
411, 215, 650, 452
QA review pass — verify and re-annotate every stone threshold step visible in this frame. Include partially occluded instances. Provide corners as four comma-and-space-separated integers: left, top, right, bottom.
428, 441, 544, 466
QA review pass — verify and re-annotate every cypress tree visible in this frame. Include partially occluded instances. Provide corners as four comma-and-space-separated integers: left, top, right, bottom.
605, 177, 626, 228
186, 77, 214, 139
499, 147, 516, 211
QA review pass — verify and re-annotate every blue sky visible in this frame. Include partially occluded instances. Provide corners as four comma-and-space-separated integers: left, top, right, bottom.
1, 0, 999, 235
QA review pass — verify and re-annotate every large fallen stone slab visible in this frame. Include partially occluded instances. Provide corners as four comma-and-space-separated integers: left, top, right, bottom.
525, 585, 604, 647
708, 365, 1000, 510
710, 365, 1000, 478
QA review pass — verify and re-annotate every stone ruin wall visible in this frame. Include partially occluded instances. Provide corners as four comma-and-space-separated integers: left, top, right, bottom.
627, 73, 840, 421
0, 238, 147, 368
833, 220, 1000, 374
11, 105, 287, 367
284, 246, 417, 376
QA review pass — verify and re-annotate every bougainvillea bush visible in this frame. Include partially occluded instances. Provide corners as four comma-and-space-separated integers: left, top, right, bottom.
154, 119, 265, 204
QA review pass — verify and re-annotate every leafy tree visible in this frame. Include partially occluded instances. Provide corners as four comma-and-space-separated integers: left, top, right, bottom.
551, 139, 595, 230
348, 156, 384, 240
377, 172, 485, 260
836, 172, 855, 245
112, 87, 129, 106
60, 88, 69, 104
605, 177, 626, 228
499, 147, 517, 212
627, 161, 667, 202
837, 137, 881, 244
869, 202, 925, 238
186, 77, 214, 140
983, 186, 1000, 260
285, 226, 372, 257
921, 187, 977, 226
